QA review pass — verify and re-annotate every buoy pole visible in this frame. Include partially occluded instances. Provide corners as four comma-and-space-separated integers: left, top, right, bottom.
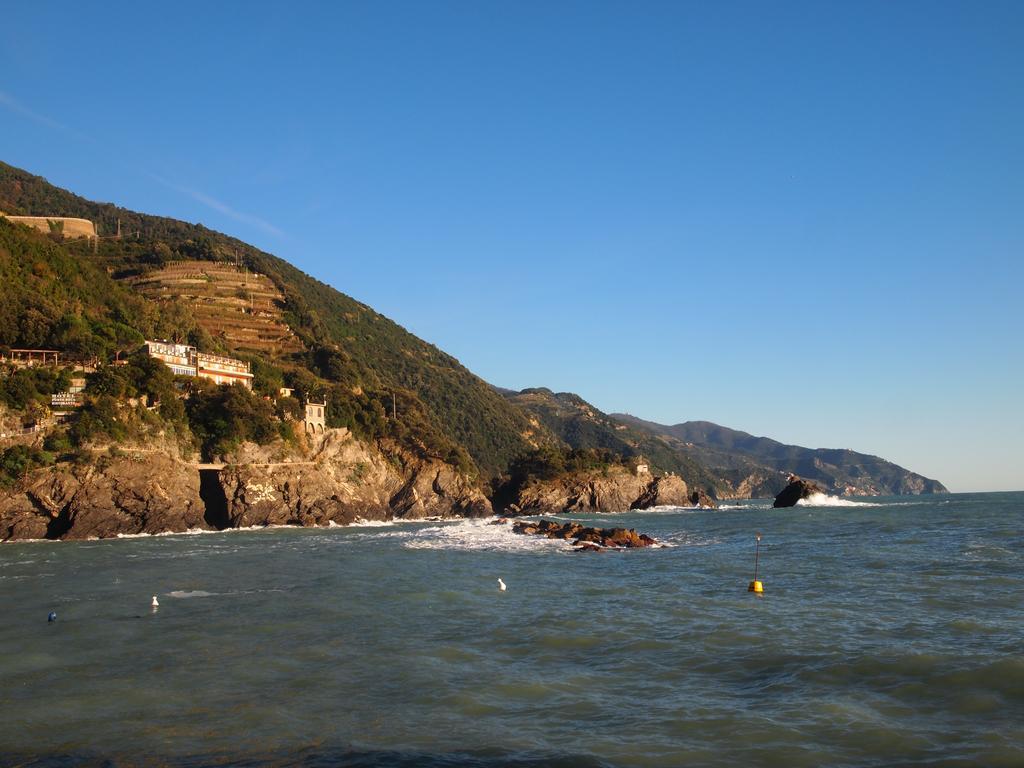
748, 533, 764, 594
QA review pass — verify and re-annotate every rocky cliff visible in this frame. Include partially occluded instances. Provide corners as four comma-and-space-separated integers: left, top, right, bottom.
0, 450, 205, 541
217, 430, 490, 528
500, 468, 702, 515
0, 429, 491, 541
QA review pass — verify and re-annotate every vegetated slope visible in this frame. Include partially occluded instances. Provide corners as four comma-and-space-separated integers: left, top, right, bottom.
0, 217, 155, 355
0, 160, 539, 476
614, 415, 948, 496
504, 388, 725, 494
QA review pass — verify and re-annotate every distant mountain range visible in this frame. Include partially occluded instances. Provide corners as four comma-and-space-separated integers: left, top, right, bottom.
497, 386, 945, 497
613, 415, 948, 497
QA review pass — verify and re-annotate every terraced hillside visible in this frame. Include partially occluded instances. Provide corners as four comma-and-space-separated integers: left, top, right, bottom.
129, 261, 304, 357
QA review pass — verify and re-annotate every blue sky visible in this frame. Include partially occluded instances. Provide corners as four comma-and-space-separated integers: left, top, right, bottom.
1, 1, 1021, 491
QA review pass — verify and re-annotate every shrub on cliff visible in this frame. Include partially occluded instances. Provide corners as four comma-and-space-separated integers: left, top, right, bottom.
84, 354, 181, 409
0, 445, 55, 487
0, 218, 150, 359
71, 395, 129, 445
507, 446, 629, 484
185, 381, 278, 460
249, 357, 285, 398
0, 366, 71, 410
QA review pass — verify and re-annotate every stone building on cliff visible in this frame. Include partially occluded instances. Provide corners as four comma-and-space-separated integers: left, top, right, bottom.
304, 399, 326, 434
0, 213, 98, 242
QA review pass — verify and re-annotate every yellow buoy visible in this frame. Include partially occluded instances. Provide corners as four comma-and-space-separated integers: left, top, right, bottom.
748, 533, 764, 594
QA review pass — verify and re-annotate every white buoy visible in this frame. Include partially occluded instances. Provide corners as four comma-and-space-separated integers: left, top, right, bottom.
497, 578, 507, 592
151, 595, 159, 608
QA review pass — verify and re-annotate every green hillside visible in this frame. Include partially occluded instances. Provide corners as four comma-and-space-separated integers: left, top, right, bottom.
504, 388, 725, 494
0, 160, 537, 476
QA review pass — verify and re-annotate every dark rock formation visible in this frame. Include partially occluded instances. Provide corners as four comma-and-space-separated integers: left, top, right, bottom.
773, 475, 824, 508
0, 451, 205, 541
510, 518, 658, 550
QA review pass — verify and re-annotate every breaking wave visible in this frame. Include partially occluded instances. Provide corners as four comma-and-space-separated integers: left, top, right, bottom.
330, 519, 396, 528
115, 528, 219, 539
397, 518, 576, 553
796, 492, 880, 508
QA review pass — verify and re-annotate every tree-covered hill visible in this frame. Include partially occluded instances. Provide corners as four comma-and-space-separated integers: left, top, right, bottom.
504, 387, 725, 494
0, 160, 539, 476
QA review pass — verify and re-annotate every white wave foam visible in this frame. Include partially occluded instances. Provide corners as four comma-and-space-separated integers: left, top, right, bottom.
398, 518, 575, 553
633, 504, 711, 514
115, 528, 216, 539
394, 518, 680, 553
658, 533, 720, 547
6, 518, 412, 545
1, 537, 59, 545
796, 492, 879, 508
345, 519, 397, 528
166, 590, 217, 599
112, 523, 325, 540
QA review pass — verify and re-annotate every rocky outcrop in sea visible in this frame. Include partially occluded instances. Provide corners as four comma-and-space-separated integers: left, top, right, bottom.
508, 518, 659, 551
773, 475, 824, 508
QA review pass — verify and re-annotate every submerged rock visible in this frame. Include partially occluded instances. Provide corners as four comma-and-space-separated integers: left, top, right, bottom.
773, 475, 824, 508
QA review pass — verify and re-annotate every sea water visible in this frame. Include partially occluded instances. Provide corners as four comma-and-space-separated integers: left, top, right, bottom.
1, 492, 1022, 767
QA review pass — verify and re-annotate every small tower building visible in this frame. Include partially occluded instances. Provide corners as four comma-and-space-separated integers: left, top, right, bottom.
304, 398, 326, 434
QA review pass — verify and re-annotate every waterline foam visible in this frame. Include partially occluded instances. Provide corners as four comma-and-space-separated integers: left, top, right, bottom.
796, 492, 879, 508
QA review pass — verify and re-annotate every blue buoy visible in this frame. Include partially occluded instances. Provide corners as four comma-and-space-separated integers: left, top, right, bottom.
47, 611, 57, 623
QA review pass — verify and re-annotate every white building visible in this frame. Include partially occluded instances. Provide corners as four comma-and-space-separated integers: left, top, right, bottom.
196, 351, 253, 389
143, 341, 198, 377
143, 340, 252, 389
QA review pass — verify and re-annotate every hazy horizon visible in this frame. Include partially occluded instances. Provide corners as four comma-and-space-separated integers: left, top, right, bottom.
2, 1, 1021, 492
